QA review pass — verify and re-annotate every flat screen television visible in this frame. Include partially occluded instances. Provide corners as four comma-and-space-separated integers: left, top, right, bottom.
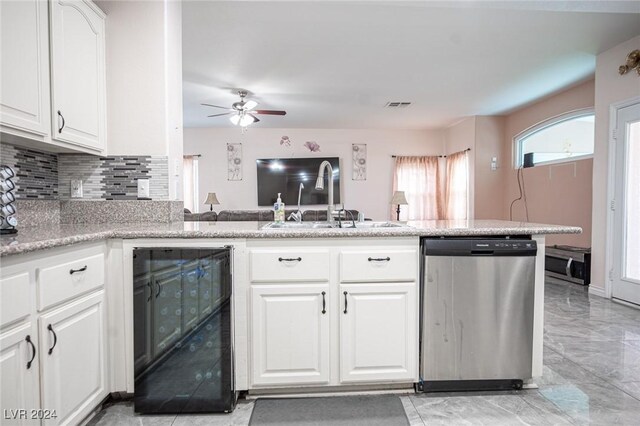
256, 157, 340, 206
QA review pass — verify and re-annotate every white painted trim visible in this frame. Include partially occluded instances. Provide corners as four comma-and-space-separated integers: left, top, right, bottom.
605, 96, 640, 301
588, 285, 607, 298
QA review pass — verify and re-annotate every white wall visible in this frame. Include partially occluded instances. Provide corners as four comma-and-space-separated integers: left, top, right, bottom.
97, 0, 183, 200
592, 35, 640, 292
184, 128, 445, 220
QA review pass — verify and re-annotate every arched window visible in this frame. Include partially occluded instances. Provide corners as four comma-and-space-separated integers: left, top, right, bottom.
514, 108, 595, 168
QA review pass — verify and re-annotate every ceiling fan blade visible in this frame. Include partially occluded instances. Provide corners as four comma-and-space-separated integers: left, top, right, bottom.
254, 110, 287, 116
201, 103, 231, 110
208, 112, 233, 117
248, 113, 260, 123
244, 100, 258, 111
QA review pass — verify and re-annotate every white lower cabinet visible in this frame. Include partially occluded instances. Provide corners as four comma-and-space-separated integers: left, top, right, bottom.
248, 239, 419, 389
0, 243, 108, 426
251, 284, 330, 386
0, 323, 40, 426
39, 291, 107, 426
340, 283, 417, 383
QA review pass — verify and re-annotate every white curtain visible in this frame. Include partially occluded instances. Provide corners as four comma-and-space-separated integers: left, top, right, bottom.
183, 156, 199, 213
392, 156, 442, 220
444, 150, 469, 220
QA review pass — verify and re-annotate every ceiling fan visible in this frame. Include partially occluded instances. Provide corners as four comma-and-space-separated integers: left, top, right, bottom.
202, 90, 286, 127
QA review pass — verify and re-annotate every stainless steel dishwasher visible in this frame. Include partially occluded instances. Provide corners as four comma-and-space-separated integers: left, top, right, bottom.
419, 238, 537, 391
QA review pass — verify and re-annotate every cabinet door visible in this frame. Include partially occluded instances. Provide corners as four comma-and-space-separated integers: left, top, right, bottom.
0, 0, 51, 137
49, 0, 106, 152
340, 283, 417, 383
152, 267, 182, 356
39, 291, 106, 426
0, 323, 40, 426
251, 285, 330, 386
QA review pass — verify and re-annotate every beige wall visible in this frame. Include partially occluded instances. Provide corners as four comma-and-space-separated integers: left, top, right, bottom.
474, 116, 506, 220
592, 35, 640, 291
502, 79, 595, 247
184, 128, 445, 220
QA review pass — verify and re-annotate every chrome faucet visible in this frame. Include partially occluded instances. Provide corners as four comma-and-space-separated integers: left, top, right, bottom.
288, 183, 304, 222
315, 160, 335, 223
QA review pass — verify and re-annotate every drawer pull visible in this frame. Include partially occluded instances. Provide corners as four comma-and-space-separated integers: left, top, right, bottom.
47, 324, 57, 355
343, 291, 348, 314
321, 291, 326, 314
278, 257, 302, 262
57, 110, 65, 133
368, 257, 391, 262
25, 335, 36, 369
69, 265, 87, 275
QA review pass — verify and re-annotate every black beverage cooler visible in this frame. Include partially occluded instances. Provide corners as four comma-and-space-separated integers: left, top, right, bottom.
132, 247, 236, 414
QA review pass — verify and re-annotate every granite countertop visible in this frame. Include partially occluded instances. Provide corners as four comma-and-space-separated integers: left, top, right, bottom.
0, 220, 581, 257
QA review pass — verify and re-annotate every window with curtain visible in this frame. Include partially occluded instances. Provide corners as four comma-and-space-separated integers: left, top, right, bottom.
392, 156, 442, 220
444, 150, 469, 220
392, 150, 469, 221
183, 155, 199, 213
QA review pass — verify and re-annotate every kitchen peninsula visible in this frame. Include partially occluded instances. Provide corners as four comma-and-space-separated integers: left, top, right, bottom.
0, 220, 579, 423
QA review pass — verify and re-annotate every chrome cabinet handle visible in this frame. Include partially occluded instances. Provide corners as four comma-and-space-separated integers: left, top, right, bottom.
69, 265, 87, 274
565, 258, 573, 277
155, 279, 161, 299
25, 335, 36, 369
47, 324, 57, 355
57, 110, 65, 133
321, 291, 326, 314
343, 291, 348, 314
278, 257, 302, 262
368, 257, 390, 262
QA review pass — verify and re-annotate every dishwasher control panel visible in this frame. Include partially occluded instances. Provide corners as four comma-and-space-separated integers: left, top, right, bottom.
423, 238, 537, 257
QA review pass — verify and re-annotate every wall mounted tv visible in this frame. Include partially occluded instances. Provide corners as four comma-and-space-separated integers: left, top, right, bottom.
256, 157, 341, 206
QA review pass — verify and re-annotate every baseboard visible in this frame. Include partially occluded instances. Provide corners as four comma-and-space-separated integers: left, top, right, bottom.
588, 285, 607, 298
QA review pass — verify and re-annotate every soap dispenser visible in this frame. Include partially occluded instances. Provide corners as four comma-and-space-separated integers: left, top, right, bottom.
274, 193, 285, 223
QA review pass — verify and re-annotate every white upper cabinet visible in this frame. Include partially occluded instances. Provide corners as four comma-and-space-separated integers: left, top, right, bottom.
0, 0, 51, 138
49, 0, 106, 152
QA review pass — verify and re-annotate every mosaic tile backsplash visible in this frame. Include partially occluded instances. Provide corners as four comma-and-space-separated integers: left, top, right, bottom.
59, 155, 169, 200
0, 143, 59, 199
0, 143, 169, 200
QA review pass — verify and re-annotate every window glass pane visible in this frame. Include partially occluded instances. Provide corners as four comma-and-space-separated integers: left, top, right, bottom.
520, 114, 594, 166
624, 120, 640, 281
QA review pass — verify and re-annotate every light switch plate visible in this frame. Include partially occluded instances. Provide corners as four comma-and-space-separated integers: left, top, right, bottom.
71, 179, 83, 198
137, 179, 150, 198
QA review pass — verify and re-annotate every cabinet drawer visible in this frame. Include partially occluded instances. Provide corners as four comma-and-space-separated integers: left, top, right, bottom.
38, 253, 105, 311
0, 272, 30, 328
340, 250, 418, 282
250, 249, 330, 282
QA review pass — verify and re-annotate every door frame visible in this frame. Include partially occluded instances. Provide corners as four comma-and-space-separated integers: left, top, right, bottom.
603, 96, 640, 300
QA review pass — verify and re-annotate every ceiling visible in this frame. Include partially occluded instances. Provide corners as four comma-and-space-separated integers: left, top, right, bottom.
182, 1, 640, 129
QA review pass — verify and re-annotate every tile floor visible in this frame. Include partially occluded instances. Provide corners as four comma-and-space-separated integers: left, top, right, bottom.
89, 279, 640, 425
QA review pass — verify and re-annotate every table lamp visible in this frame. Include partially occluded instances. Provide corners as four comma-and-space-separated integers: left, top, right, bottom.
391, 191, 408, 221
204, 192, 220, 211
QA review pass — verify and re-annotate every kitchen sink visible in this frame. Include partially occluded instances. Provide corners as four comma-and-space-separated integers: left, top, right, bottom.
261, 221, 409, 230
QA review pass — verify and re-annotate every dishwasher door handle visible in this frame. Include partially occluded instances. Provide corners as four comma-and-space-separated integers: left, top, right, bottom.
470, 250, 495, 256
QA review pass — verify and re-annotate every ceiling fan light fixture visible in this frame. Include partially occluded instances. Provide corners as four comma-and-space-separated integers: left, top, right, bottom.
239, 114, 256, 127
229, 114, 241, 125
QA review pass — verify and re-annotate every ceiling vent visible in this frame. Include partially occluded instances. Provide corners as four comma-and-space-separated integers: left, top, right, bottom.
385, 102, 412, 108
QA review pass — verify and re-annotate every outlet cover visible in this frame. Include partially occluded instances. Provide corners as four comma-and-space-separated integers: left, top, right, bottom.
71, 179, 83, 198
137, 179, 150, 198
